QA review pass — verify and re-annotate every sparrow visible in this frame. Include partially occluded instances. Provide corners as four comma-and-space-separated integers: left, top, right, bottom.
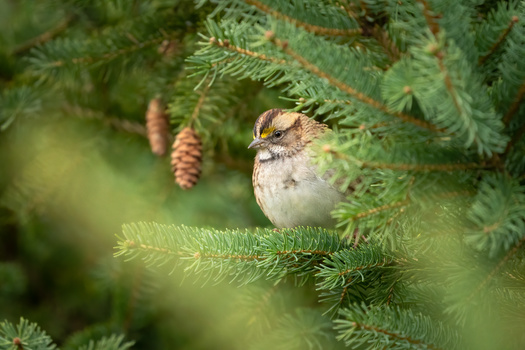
249, 109, 346, 228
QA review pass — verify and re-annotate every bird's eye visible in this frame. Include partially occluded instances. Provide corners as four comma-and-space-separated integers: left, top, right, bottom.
274, 130, 283, 138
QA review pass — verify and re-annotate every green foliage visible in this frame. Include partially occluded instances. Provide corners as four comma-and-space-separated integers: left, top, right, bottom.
0, 318, 56, 350
77, 335, 133, 350
336, 304, 460, 350
2, 0, 525, 349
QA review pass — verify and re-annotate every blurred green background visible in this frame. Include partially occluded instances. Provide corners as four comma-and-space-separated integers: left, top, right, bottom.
0, 1, 306, 348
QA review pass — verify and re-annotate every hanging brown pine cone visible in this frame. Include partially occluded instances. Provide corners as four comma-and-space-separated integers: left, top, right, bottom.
146, 98, 170, 156
171, 127, 202, 190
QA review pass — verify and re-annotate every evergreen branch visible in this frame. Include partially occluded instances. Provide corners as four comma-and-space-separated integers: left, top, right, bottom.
353, 199, 410, 220
351, 322, 441, 350
465, 174, 525, 257
50, 35, 170, 67
370, 25, 402, 62
408, 38, 508, 155
504, 121, 525, 155
189, 82, 212, 127
117, 224, 351, 285
435, 49, 465, 122
323, 147, 490, 172
317, 244, 391, 290
335, 304, 459, 350
503, 79, 525, 126
12, 15, 74, 55
466, 234, 525, 303
125, 240, 185, 256
194, 252, 260, 261
271, 37, 441, 133
209, 37, 287, 65
0, 86, 43, 131
479, 15, 519, 65
78, 334, 134, 350
417, 0, 441, 37
0, 318, 57, 350
245, 0, 362, 37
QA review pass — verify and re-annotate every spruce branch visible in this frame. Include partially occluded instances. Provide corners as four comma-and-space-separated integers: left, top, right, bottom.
353, 200, 411, 220
503, 80, 525, 127
116, 223, 358, 285
417, 0, 441, 37
323, 146, 491, 172
245, 0, 362, 37
48, 34, 170, 67
12, 15, 74, 55
466, 234, 525, 304
270, 37, 441, 133
0, 318, 57, 350
209, 36, 287, 65
479, 15, 520, 65
434, 49, 464, 123
188, 81, 212, 128
317, 245, 393, 290
465, 174, 525, 257
408, 37, 508, 155
335, 304, 460, 350
78, 334, 134, 350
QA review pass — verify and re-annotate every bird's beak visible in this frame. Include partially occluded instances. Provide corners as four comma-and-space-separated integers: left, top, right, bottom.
248, 137, 265, 149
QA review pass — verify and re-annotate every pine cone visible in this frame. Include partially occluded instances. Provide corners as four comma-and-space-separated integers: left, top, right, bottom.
171, 127, 202, 190
146, 98, 170, 156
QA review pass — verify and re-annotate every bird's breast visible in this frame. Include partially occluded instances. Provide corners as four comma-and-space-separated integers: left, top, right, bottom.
253, 153, 345, 228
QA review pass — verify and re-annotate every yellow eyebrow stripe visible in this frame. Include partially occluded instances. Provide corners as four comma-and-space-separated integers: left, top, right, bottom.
260, 126, 276, 138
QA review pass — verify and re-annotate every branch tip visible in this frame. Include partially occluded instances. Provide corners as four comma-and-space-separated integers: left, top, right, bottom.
13, 337, 23, 350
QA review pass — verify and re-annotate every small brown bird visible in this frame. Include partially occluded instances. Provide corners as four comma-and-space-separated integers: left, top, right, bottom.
249, 109, 346, 228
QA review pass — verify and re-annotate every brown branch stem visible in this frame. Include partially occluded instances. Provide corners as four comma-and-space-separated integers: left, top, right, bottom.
479, 16, 519, 65
418, 0, 440, 36
210, 37, 287, 65
326, 148, 491, 171
354, 200, 410, 220
189, 82, 211, 127
12, 15, 74, 55
338, 259, 390, 276
503, 80, 525, 127
275, 249, 334, 256
51, 32, 174, 67
245, 0, 362, 37
352, 322, 443, 350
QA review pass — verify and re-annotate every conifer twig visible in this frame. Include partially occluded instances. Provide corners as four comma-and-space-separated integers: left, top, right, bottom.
194, 252, 260, 261
189, 82, 212, 127
324, 147, 491, 171
479, 16, 519, 65
275, 249, 334, 256
51, 33, 175, 67
271, 37, 441, 132
370, 25, 402, 62
126, 240, 185, 256
503, 80, 525, 126
351, 322, 443, 350
430, 46, 466, 123
12, 15, 74, 55
209, 37, 287, 65
337, 259, 390, 276
466, 235, 525, 303
245, 0, 362, 37
353, 200, 410, 220
417, 0, 441, 36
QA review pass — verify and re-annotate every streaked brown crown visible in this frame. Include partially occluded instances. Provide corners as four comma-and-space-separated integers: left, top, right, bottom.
253, 109, 326, 139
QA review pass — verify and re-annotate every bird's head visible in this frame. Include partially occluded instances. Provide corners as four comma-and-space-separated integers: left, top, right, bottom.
248, 109, 324, 159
